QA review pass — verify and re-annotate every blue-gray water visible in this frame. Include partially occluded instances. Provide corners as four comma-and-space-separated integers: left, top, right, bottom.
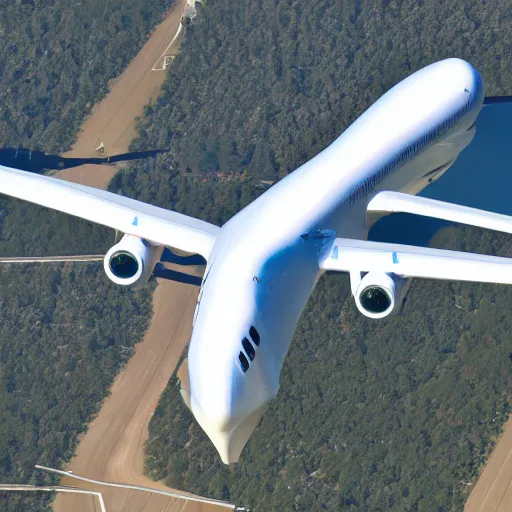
370, 102, 512, 246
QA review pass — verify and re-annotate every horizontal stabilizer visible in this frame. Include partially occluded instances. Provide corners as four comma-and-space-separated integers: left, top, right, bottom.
321, 238, 512, 285
367, 191, 512, 234
0, 165, 219, 259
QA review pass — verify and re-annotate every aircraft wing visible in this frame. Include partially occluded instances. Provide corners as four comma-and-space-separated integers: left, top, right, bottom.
0, 165, 219, 259
367, 191, 512, 235
320, 238, 512, 285
353, 190, 512, 283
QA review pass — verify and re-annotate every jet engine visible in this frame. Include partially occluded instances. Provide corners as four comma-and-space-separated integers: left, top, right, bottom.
103, 235, 162, 286
353, 272, 411, 319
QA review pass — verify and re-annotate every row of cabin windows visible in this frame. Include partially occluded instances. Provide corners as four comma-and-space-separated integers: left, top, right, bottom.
348, 97, 472, 204
237, 325, 261, 373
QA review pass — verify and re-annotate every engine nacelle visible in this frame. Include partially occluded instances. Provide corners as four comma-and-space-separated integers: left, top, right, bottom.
104, 235, 162, 286
354, 272, 411, 319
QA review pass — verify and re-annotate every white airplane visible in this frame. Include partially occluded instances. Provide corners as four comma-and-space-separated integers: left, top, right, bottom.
0, 58, 510, 465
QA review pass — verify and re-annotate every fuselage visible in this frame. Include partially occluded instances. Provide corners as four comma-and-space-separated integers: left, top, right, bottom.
186, 58, 485, 463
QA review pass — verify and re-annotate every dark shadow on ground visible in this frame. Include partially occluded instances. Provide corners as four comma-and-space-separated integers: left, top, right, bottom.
161, 248, 206, 266
0, 147, 170, 173
153, 263, 202, 286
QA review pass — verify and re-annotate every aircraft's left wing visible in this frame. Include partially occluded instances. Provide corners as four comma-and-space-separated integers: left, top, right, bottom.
320, 238, 512, 285
0, 165, 219, 259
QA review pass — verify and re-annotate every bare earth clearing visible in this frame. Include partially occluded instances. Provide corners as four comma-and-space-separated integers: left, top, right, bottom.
465, 415, 512, 511
48, 2, 226, 511
53, 278, 220, 512
56, 0, 187, 189
62, 0, 187, 161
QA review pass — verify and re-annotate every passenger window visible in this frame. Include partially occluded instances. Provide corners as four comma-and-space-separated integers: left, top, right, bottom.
249, 326, 260, 346
242, 337, 255, 361
238, 352, 249, 373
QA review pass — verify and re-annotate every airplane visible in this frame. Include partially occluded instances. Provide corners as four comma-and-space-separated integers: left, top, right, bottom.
0, 57, 510, 465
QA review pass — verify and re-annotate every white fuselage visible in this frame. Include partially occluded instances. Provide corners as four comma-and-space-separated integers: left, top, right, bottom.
186, 58, 485, 463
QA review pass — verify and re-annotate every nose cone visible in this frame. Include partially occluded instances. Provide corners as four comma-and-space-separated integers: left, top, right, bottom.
190, 361, 277, 464
439, 58, 484, 104
418, 58, 484, 116
380, 58, 484, 125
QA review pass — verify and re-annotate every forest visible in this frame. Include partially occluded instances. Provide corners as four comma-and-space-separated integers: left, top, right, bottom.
0, 0, 171, 153
128, 0, 512, 510
0, 1, 168, 510
0, 0, 511, 510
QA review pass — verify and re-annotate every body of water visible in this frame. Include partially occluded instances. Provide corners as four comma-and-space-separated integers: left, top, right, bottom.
370, 102, 512, 246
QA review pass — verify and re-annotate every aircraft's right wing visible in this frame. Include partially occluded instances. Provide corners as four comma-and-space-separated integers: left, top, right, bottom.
320, 238, 512, 285
0, 165, 219, 259
330, 191, 512, 283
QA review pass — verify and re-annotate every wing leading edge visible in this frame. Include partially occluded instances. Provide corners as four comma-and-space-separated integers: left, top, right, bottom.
0, 165, 219, 259
321, 238, 512, 285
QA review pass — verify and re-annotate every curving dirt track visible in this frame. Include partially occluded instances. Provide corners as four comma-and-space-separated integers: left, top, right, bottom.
465, 415, 512, 511
49, 1, 228, 511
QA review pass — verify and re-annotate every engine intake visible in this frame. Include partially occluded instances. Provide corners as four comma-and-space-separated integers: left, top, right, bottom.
354, 272, 410, 319
104, 235, 161, 286
359, 285, 392, 314
109, 251, 140, 279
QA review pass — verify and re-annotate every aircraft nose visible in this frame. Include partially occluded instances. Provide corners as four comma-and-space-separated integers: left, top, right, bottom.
451, 58, 483, 99
434, 58, 484, 106
191, 387, 275, 464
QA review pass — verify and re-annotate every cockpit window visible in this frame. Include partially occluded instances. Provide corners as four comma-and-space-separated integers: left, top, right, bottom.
238, 352, 249, 373
249, 326, 260, 346
242, 337, 255, 361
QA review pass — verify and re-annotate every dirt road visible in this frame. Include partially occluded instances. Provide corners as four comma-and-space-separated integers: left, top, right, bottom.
57, 278, 198, 489
53, 278, 221, 512
465, 415, 512, 511
57, 0, 187, 191
62, 0, 186, 162
50, 1, 228, 511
